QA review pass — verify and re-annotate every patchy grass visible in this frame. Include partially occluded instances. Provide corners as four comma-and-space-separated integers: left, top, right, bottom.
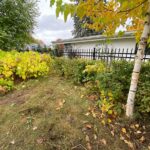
0, 76, 146, 150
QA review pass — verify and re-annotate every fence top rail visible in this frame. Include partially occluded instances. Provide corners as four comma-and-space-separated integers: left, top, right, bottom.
58, 47, 150, 61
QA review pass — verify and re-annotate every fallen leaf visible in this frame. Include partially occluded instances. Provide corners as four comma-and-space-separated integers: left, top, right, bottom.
80, 95, 84, 98
22, 85, 26, 88
135, 124, 140, 128
136, 130, 142, 134
85, 135, 90, 142
33, 126, 38, 131
143, 131, 146, 134
130, 124, 135, 129
111, 130, 115, 136
56, 99, 66, 110
100, 139, 107, 145
85, 112, 90, 116
36, 138, 43, 144
10, 103, 16, 107
139, 136, 145, 143
94, 134, 97, 140
120, 134, 125, 140
94, 125, 98, 133
143, 126, 146, 130
126, 133, 130, 138
124, 140, 134, 149
10, 140, 15, 145
88, 95, 98, 101
107, 118, 112, 123
121, 128, 127, 134
85, 124, 92, 129
74, 86, 77, 90
82, 120, 89, 124
101, 120, 105, 125
91, 110, 96, 118
87, 142, 92, 150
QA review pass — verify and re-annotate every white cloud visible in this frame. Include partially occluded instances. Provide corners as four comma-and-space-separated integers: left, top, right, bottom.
33, 0, 74, 45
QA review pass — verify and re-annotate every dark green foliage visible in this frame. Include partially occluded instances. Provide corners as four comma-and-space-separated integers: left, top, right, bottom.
0, 0, 38, 50
53, 57, 66, 76
53, 58, 94, 83
96, 61, 133, 102
72, 0, 102, 38
96, 61, 150, 116
72, 15, 102, 38
135, 62, 150, 115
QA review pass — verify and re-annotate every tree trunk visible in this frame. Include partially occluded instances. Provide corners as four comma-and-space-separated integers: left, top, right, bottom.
126, 1, 150, 118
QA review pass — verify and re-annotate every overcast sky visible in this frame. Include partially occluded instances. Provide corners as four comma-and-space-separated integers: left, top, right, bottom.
33, 0, 74, 45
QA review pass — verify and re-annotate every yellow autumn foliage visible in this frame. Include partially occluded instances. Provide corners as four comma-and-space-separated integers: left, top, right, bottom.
0, 50, 53, 91
84, 62, 106, 74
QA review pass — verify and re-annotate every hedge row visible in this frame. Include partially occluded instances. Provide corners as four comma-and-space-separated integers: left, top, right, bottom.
53, 57, 150, 117
0, 50, 53, 92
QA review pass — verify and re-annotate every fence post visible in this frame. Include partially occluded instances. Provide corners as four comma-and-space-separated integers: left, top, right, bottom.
93, 48, 96, 60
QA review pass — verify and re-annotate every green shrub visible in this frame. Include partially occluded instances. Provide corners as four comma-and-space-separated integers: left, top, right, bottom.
53, 57, 150, 116
0, 78, 14, 91
53, 57, 95, 84
135, 62, 150, 115
96, 61, 133, 102
62, 58, 89, 83
52, 57, 65, 76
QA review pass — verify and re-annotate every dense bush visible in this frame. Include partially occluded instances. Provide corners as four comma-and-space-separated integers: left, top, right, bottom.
53, 57, 150, 117
0, 50, 53, 92
135, 62, 150, 115
53, 57, 93, 83
86, 60, 150, 117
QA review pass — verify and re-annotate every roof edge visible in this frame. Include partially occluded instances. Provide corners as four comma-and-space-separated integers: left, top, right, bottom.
52, 31, 135, 45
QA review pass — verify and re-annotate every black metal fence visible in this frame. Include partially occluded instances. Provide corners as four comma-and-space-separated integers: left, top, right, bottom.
60, 48, 150, 61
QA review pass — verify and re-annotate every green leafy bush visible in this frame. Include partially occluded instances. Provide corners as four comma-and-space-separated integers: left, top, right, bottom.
53, 58, 88, 83
0, 78, 14, 91
135, 62, 150, 115
53, 57, 150, 117
53, 57, 105, 84
89, 60, 150, 116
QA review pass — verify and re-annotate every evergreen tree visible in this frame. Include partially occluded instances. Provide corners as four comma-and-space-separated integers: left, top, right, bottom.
72, 0, 102, 38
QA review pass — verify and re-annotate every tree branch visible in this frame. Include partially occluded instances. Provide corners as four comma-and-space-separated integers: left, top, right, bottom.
102, 0, 148, 13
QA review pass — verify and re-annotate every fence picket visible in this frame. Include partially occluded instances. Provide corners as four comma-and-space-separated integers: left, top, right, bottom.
57, 48, 150, 62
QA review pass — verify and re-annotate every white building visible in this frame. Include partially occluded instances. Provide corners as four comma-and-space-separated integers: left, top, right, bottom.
52, 31, 149, 60
53, 31, 136, 50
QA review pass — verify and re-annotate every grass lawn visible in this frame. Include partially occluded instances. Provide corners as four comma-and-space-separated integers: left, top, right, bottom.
0, 76, 147, 150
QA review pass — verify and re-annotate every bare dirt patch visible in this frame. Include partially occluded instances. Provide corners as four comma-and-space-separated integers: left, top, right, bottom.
0, 88, 31, 105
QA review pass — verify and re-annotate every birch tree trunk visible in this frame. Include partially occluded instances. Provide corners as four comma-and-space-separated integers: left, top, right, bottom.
126, 1, 150, 117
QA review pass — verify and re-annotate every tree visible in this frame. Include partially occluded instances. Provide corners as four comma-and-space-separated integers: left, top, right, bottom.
0, 0, 38, 50
73, 14, 103, 37
73, 0, 102, 37
50, 0, 150, 118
